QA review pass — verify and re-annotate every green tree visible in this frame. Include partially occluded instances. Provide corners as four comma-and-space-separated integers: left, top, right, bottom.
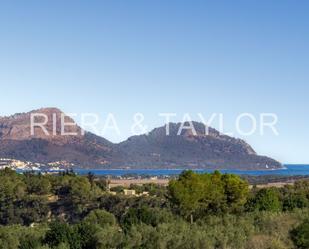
283, 193, 309, 211
24, 174, 51, 195
0, 168, 26, 201
44, 221, 81, 249
251, 188, 282, 212
291, 220, 309, 249
95, 178, 109, 192
0, 226, 20, 249
168, 170, 249, 222
83, 209, 116, 228
222, 173, 249, 212
94, 226, 123, 249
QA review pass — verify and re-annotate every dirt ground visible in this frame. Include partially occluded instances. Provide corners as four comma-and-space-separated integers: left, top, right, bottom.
109, 178, 169, 187
109, 178, 295, 188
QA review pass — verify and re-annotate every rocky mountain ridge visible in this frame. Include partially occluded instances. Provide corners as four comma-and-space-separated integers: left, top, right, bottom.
0, 108, 282, 170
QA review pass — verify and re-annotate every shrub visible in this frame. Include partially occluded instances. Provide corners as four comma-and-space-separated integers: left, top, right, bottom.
291, 219, 309, 249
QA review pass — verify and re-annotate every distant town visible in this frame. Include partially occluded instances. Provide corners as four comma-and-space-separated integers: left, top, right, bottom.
0, 158, 73, 171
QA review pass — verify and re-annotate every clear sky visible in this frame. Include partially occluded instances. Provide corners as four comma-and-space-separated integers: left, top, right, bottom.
0, 1, 308, 164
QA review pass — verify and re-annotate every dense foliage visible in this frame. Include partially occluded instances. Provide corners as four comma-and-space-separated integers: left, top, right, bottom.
0, 168, 309, 248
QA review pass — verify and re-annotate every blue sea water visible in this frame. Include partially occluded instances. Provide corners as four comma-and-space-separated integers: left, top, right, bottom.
72, 165, 309, 176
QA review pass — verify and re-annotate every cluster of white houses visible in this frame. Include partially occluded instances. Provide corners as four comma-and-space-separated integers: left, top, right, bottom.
0, 158, 40, 170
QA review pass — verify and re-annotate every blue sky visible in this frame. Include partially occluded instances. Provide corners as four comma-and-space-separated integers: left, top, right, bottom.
0, 1, 308, 163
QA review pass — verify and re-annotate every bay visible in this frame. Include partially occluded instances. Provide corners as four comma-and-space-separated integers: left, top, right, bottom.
72, 164, 309, 176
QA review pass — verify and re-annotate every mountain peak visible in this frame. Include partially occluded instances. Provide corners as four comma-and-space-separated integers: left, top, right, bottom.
30, 107, 64, 114
148, 121, 220, 137
119, 120, 280, 169
0, 107, 82, 141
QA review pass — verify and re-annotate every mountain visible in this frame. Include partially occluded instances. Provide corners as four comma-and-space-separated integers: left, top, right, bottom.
0, 108, 122, 168
0, 108, 282, 170
118, 122, 282, 169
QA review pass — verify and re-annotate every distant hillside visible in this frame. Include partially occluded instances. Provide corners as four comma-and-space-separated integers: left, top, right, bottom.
0, 108, 122, 168
0, 108, 282, 170
118, 122, 282, 170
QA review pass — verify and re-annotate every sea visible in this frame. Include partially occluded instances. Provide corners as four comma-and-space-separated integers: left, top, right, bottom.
70, 164, 309, 176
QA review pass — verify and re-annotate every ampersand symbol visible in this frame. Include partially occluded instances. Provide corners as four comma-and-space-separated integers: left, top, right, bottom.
131, 113, 147, 135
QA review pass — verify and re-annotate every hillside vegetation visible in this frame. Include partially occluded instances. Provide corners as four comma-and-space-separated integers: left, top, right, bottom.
0, 168, 309, 249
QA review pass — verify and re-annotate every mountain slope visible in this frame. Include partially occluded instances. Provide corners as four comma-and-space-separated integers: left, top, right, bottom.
0, 108, 282, 170
118, 122, 282, 169
0, 108, 121, 167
